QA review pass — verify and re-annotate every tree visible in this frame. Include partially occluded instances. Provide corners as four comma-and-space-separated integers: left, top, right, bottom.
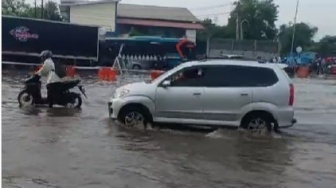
41, 1, 63, 21
226, 0, 279, 40
2, 0, 62, 21
278, 22, 318, 54
197, 18, 230, 41
316, 36, 336, 56
2, 0, 30, 16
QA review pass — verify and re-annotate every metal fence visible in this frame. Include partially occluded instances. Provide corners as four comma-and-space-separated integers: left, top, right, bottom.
208, 38, 281, 60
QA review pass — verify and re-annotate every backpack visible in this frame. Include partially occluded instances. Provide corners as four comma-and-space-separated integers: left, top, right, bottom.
53, 61, 67, 78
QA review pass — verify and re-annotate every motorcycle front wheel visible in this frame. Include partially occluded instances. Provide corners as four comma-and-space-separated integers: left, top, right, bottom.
17, 90, 33, 107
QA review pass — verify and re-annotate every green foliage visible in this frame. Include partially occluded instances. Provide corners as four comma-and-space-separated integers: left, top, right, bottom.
316, 35, 336, 56
197, 18, 230, 41
278, 22, 318, 54
129, 28, 144, 36
197, 0, 279, 42
2, 0, 62, 21
197, 0, 332, 55
226, 0, 279, 40
2, 0, 30, 16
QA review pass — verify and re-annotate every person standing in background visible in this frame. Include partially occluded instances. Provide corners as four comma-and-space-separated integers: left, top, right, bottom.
321, 58, 326, 74
277, 56, 282, 63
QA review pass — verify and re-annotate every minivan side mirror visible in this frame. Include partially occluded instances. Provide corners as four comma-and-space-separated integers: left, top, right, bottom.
161, 80, 171, 87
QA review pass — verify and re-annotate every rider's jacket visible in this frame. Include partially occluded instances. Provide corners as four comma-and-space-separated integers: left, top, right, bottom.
36, 58, 62, 84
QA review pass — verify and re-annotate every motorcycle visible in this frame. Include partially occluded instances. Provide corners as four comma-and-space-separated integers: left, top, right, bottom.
17, 74, 87, 108
326, 63, 336, 75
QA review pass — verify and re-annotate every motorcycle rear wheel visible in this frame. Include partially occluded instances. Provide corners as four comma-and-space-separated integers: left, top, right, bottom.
18, 90, 33, 107
69, 94, 82, 109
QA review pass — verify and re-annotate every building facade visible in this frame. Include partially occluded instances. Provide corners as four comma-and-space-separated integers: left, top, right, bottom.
116, 4, 203, 42
60, 1, 203, 42
60, 0, 118, 32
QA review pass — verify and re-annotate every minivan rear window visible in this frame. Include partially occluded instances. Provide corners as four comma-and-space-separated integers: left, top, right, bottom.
203, 65, 279, 87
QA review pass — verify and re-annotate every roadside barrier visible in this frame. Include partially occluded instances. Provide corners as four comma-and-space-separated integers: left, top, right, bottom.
296, 66, 310, 78
331, 66, 336, 75
3, 61, 167, 81
5, 61, 335, 81
150, 70, 165, 80
98, 67, 117, 81
32, 64, 77, 77
66, 66, 76, 77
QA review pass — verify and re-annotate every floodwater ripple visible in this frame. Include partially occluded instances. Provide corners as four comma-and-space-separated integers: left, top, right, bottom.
2, 74, 336, 188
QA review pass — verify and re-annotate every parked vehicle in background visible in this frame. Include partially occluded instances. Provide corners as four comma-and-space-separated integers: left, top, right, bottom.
2, 16, 197, 69
108, 59, 297, 132
326, 61, 336, 75
100, 36, 196, 70
2, 16, 100, 66
220, 54, 244, 59
283, 52, 317, 66
126, 60, 167, 70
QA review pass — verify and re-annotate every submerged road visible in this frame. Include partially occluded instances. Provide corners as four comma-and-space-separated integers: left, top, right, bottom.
2, 73, 336, 188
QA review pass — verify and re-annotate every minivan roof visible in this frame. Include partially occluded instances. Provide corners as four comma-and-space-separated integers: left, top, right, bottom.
183, 59, 283, 69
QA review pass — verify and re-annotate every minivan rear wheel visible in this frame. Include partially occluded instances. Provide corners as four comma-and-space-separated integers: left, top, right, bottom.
241, 113, 272, 133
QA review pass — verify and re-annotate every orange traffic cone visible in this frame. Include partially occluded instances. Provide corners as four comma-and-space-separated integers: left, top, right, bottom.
296, 66, 309, 78
150, 70, 164, 80
66, 66, 76, 77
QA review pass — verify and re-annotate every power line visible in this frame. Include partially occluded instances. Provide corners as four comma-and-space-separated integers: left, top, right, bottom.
190, 3, 233, 11
196, 12, 231, 18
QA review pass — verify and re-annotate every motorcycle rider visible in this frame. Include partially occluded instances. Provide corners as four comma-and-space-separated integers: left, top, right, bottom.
36, 50, 65, 107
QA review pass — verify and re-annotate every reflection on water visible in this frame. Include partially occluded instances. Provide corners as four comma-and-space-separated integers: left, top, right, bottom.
45, 108, 82, 117
19, 106, 82, 117
2, 74, 336, 188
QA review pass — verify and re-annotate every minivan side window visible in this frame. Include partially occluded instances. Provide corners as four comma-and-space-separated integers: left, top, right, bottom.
203, 65, 278, 87
166, 67, 205, 87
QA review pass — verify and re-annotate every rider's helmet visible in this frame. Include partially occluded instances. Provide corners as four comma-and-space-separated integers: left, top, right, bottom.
39, 50, 53, 61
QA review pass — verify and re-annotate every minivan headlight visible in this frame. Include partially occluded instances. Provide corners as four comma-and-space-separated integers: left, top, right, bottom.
114, 88, 130, 98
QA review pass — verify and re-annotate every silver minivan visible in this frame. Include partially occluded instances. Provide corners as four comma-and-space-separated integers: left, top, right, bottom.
108, 59, 296, 132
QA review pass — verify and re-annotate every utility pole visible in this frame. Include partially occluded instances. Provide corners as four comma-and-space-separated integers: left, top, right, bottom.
235, 2, 241, 40
240, 19, 249, 40
236, 14, 239, 40
41, 0, 44, 18
34, 0, 37, 18
290, 0, 300, 55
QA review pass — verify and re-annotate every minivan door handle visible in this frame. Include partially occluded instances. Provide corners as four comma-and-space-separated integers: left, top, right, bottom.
240, 93, 249, 96
193, 93, 201, 96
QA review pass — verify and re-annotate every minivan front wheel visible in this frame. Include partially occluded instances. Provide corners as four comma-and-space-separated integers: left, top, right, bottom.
118, 105, 150, 128
241, 113, 273, 133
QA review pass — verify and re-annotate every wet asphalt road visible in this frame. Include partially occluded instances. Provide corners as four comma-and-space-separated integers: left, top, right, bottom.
2, 72, 336, 188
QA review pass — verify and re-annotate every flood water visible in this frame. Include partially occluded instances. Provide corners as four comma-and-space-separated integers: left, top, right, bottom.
2, 72, 336, 188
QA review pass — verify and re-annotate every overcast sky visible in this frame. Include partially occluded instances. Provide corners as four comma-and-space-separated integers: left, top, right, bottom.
28, 0, 336, 40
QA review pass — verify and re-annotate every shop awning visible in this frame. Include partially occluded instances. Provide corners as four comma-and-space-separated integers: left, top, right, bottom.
117, 18, 204, 30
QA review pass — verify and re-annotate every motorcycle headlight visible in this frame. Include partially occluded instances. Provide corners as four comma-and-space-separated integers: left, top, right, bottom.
114, 88, 130, 98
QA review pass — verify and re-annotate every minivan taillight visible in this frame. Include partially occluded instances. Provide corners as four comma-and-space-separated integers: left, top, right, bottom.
289, 84, 294, 106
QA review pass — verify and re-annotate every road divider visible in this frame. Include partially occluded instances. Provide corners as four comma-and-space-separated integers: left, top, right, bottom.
3, 61, 166, 81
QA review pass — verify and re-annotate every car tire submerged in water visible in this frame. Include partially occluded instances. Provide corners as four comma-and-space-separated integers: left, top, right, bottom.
118, 105, 151, 128
241, 112, 273, 133
17, 90, 33, 107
